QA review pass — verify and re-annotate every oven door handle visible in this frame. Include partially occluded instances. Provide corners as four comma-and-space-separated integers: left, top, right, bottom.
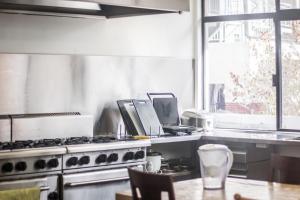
40, 186, 50, 191
64, 177, 129, 187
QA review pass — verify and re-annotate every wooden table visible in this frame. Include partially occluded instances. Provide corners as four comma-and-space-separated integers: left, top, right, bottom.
116, 178, 300, 200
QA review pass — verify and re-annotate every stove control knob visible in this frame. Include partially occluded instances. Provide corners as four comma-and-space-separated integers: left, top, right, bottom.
35, 160, 46, 169
95, 154, 107, 164
123, 152, 134, 161
47, 159, 59, 168
66, 157, 78, 167
78, 156, 90, 165
134, 151, 145, 160
2, 162, 13, 173
107, 153, 118, 162
15, 161, 27, 171
48, 191, 59, 200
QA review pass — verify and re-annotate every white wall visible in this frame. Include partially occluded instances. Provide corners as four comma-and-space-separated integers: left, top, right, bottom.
0, 11, 193, 58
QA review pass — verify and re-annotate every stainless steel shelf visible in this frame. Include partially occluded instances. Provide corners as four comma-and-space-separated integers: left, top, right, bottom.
150, 133, 202, 144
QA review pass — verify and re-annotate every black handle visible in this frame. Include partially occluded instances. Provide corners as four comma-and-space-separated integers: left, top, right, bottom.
64, 177, 129, 187
272, 74, 278, 87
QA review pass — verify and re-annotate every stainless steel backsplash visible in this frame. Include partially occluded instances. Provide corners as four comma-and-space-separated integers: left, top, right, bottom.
0, 54, 194, 137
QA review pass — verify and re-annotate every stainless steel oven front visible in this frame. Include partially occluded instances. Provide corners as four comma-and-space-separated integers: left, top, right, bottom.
62, 166, 142, 200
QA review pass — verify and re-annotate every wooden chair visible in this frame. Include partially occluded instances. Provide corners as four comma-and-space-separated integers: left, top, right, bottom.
269, 154, 300, 184
127, 168, 176, 200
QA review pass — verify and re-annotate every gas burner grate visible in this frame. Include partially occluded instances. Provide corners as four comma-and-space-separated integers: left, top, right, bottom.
91, 136, 116, 143
12, 140, 34, 149
0, 142, 13, 151
0, 138, 65, 150
64, 137, 91, 145
33, 138, 64, 148
0, 136, 120, 150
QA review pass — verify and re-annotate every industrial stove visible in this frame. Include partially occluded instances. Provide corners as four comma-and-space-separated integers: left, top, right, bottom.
0, 114, 150, 200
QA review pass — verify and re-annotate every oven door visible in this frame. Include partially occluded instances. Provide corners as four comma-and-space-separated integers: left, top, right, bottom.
63, 167, 140, 200
0, 177, 50, 200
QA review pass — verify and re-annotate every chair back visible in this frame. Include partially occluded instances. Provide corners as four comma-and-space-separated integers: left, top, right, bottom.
269, 154, 300, 184
128, 168, 176, 200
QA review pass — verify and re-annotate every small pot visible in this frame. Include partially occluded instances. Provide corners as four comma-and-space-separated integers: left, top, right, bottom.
146, 152, 162, 173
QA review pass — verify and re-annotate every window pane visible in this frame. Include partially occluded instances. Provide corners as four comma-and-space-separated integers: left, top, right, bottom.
205, 0, 275, 16
205, 19, 276, 129
281, 0, 300, 9
281, 20, 300, 129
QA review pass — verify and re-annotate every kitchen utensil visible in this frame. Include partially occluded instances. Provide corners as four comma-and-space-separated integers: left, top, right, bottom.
182, 109, 214, 131
147, 93, 179, 126
132, 100, 164, 136
117, 100, 145, 136
163, 125, 195, 135
153, 98, 180, 126
131, 136, 150, 140
197, 144, 233, 189
147, 93, 195, 135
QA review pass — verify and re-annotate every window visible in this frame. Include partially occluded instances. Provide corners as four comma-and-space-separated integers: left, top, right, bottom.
281, 0, 300, 9
205, 0, 275, 16
281, 20, 300, 129
202, 0, 300, 131
206, 20, 276, 129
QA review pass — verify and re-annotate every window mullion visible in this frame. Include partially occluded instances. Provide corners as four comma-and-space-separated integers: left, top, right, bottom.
203, 13, 275, 23
274, 14, 283, 130
278, 9, 300, 21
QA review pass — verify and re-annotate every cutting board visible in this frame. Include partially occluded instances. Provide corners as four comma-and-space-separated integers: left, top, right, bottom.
132, 100, 164, 136
117, 100, 145, 136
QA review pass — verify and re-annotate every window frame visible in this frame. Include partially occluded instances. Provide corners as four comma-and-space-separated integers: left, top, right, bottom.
201, 0, 300, 132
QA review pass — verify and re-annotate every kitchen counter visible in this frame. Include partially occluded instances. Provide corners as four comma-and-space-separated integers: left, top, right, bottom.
147, 129, 300, 145
150, 133, 202, 144
201, 129, 300, 145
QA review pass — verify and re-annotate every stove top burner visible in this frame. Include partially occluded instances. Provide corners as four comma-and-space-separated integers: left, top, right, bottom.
64, 137, 90, 145
0, 136, 119, 150
92, 136, 116, 143
64, 136, 117, 145
33, 138, 64, 148
0, 142, 12, 151
13, 140, 34, 149
0, 139, 64, 150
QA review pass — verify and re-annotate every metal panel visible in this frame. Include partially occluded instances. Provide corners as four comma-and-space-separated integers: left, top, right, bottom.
0, 0, 106, 19
0, 0, 189, 18
0, 54, 194, 138
63, 168, 130, 200
0, 116, 11, 142
66, 140, 150, 153
0, 148, 66, 159
0, 10, 106, 19
0, 0, 102, 10
84, 0, 190, 12
62, 166, 142, 200
0, 155, 63, 176
63, 168, 129, 184
11, 114, 93, 140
